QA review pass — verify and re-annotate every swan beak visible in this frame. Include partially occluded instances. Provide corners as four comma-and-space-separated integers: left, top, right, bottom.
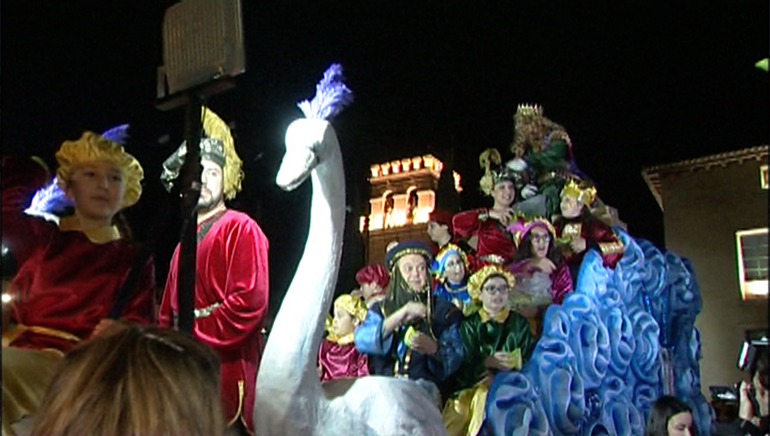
276, 147, 318, 191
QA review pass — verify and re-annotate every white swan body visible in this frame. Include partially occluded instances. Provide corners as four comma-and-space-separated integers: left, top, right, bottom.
254, 118, 447, 436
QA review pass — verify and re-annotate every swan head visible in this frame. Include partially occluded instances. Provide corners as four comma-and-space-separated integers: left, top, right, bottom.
276, 118, 333, 192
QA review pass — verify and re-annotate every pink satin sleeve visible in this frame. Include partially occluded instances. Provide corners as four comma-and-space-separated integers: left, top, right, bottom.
318, 339, 370, 382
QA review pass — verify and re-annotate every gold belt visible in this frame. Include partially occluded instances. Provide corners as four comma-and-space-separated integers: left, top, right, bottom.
15, 324, 82, 343
194, 302, 221, 319
477, 254, 507, 265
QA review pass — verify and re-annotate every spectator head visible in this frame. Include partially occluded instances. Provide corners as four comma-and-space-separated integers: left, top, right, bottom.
31, 324, 224, 436
644, 395, 694, 436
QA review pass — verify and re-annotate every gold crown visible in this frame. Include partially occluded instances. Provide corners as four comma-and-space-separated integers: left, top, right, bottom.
515, 103, 544, 118
561, 178, 597, 206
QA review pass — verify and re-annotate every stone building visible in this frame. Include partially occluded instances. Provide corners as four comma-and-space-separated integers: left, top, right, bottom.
642, 145, 768, 400
361, 154, 461, 266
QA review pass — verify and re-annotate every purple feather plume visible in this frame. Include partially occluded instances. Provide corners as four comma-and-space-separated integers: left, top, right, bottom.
25, 180, 73, 218
297, 64, 354, 120
101, 124, 130, 144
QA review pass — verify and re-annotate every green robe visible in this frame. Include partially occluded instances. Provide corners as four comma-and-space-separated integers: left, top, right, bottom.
453, 309, 536, 393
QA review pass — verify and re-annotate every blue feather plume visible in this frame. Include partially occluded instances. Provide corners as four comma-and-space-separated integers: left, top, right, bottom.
25, 180, 73, 219
101, 124, 130, 144
297, 64, 354, 120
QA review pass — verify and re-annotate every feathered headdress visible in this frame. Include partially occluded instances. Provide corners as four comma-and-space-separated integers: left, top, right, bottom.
297, 64, 354, 121
25, 180, 73, 222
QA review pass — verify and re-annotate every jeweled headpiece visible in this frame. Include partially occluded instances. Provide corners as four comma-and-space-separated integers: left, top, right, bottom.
467, 264, 516, 301
384, 240, 433, 272
560, 178, 597, 206
161, 107, 244, 199
515, 103, 544, 118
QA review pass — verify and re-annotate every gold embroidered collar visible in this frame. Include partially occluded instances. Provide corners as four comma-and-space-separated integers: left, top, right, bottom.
326, 332, 355, 345
479, 307, 510, 324
59, 216, 121, 243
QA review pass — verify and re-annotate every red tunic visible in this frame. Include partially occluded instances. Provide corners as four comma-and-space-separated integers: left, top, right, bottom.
317, 337, 370, 382
452, 208, 519, 266
159, 209, 269, 434
2, 159, 155, 352
553, 213, 624, 270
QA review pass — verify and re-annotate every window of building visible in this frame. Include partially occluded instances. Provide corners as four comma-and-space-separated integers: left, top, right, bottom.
760, 165, 768, 190
735, 228, 768, 300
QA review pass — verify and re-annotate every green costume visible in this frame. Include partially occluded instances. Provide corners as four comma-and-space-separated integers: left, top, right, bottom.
455, 308, 536, 391
442, 308, 536, 436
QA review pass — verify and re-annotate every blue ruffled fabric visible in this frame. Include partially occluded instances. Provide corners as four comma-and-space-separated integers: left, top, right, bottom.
485, 228, 715, 435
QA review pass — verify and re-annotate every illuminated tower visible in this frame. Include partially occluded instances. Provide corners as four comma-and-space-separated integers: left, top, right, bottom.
361, 154, 461, 266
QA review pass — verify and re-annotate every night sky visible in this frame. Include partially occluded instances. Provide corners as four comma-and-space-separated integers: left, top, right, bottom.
3, 2, 768, 318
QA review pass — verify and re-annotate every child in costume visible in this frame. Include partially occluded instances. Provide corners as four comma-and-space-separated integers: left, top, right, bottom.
318, 294, 370, 382
352, 264, 389, 308
1, 131, 155, 435
427, 209, 474, 254
552, 178, 624, 283
453, 148, 525, 267
431, 243, 472, 312
442, 265, 536, 436
507, 218, 573, 335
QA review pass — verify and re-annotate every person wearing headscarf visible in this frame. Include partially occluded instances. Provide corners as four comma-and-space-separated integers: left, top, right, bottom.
352, 264, 390, 308
431, 243, 472, 312
158, 107, 269, 435
317, 294, 370, 382
354, 240, 464, 401
1, 130, 155, 435
442, 265, 536, 436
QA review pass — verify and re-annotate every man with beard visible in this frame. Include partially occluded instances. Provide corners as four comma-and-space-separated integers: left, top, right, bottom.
158, 107, 269, 436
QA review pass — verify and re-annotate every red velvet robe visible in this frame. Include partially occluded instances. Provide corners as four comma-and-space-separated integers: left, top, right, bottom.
2, 158, 155, 352
317, 336, 370, 382
159, 209, 269, 434
452, 208, 519, 266
553, 212, 624, 270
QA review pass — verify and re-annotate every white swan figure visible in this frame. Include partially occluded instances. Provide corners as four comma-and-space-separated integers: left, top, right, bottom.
253, 117, 447, 436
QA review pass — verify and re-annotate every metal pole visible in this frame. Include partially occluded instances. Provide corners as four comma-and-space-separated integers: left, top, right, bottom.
176, 95, 203, 333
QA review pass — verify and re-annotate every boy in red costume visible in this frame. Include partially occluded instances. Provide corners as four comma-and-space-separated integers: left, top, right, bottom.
2, 132, 155, 435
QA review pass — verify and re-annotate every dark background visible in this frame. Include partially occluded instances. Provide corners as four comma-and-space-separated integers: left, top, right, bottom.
3, 2, 768, 319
